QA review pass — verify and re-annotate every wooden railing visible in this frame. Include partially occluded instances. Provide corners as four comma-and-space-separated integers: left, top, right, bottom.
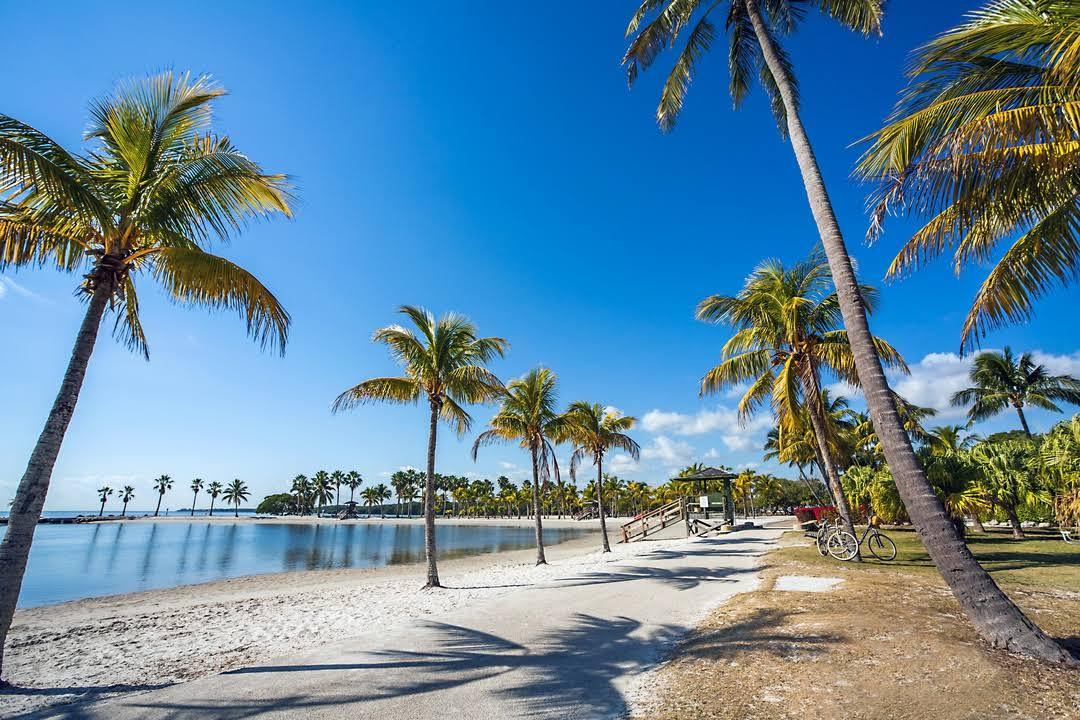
619, 497, 687, 543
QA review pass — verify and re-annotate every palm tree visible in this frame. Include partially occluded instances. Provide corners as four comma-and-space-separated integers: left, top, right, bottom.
222, 479, 249, 518
346, 471, 363, 503
96, 486, 113, 517
312, 471, 334, 516
563, 402, 640, 553
120, 485, 135, 517
206, 481, 223, 517
291, 474, 311, 515
374, 483, 392, 518
189, 478, 204, 517
331, 470, 345, 507
857, 0, 1080, 349
622, 0, 1074, 662
926, 426, 977, 456
0, 72, 292, 678
333, 305, 506, 588
473, 367, 565, 565
697, 254, 906, 542
951, 348, 1080, 438
360, 486, 378, 517
152, 475, 173, 517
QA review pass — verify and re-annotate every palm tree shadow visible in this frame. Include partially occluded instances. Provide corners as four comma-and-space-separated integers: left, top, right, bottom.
550, 564, 760, 591
679, 607, 843, 661
3, 682, 175, 720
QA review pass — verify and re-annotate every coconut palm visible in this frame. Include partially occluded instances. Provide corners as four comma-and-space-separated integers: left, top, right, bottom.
189, 478, 204, 517
473, 367, 565, 564
152, 474, 173, 517
622, 0, 1073, 662
926, 426, 978, 456
857, 0, 1080, 349
973, 439, 1049, 539
0, 71, 292, 678
563, 402, 640, 553
1042, 415, 1080, 531
951, 347, 1080, 437
96, 486, 113, 517
120, 485, 135, 517
360, 486, 380, 517
206, 481, 223, 517
333, 305, 506, 588
312, 471, 334, 516
346, 471, 363, 503
373, 483, 392, 518
331, 470, 345, 507
291, 474, 311, 515
697, 254, 906, 542
222, 479, 249, 518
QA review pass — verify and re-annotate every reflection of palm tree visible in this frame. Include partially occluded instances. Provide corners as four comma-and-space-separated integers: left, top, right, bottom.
333, 306, 506, 588
153, 474, 173, 517
97, 486, 113, 517
120, 485, 136, 517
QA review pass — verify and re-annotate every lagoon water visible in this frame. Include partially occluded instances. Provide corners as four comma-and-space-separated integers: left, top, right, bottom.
17, 520, 593, 608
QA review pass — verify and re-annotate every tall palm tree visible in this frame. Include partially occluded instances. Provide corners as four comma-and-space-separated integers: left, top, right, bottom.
152, 474, 173, 517
473, 367, 565, 565
0, 71, 292, 679
951, 348, 1080, 437
206, 481, 223, 517
622, 0, 1075, 662
697, 254, 906, 542
120, 485, 135, 517
222, 479, 249, 518
346, 471, 363, 503
331, 470, 345, 507
291, 474, 311, 515
189, 478, 204, 517
563, 402, 640, 553
333, 305, 506, 588
96, 486, 113, 517
374, 483, 392, 519
312, 471, 334, 517
360, 486, 380, 517
857, 0, 1080, 349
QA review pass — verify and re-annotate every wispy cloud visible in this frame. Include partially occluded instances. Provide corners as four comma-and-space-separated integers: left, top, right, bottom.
0, 276, 46, 303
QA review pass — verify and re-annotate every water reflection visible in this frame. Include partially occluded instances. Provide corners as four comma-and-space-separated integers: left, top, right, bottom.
19, 521, 594, 608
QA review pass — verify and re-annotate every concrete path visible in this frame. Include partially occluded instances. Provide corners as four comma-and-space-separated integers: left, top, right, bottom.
47, 528, 782, 720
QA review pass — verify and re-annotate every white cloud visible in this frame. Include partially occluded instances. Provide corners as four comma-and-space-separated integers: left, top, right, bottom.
498, 461, 518, 471
640, 436, 695, 467
0, 276, 44, 302
1030, 350, 1080, 378
608, 453, 640, 475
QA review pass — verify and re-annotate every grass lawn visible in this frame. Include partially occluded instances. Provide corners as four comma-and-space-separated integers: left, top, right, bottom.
634, 526, 1079, 720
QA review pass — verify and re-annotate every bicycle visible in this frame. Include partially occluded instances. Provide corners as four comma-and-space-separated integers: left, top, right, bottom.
825, 519, 897, 561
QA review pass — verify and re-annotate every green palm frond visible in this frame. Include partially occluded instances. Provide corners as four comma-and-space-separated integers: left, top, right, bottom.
332, 377, 422, 413
152, 246, 289, 354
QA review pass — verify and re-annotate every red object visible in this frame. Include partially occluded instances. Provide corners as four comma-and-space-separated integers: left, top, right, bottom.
794, 505, 835, 522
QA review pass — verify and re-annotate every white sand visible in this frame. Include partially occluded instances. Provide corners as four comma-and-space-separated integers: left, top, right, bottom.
774, 574, 844, 592
2, 521, 692, 717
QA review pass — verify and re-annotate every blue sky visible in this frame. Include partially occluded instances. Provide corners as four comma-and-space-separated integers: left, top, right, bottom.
2, 1, 1078, 510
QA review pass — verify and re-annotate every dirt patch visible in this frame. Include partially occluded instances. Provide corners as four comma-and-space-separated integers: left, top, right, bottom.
634, 535, 1080, 720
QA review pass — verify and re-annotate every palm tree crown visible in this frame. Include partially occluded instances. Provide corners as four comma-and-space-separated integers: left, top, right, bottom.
1, 71, 292, 357
857, 0, 1080, 349
951, 347, 1080, 435
332, 305, 506, 431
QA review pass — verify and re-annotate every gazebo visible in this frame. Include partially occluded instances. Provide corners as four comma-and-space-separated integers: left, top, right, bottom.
671, 466, 737, 526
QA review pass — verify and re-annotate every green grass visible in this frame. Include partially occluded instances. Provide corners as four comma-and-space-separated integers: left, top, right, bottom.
776, 527, 1080, 591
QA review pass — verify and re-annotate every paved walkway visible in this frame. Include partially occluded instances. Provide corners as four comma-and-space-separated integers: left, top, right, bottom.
49, 527, 782, 720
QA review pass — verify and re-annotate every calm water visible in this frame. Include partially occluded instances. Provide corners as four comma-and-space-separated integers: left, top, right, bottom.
17, 521, 593, 608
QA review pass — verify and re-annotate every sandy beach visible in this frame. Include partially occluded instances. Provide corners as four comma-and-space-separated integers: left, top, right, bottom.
1, 517, 700, 718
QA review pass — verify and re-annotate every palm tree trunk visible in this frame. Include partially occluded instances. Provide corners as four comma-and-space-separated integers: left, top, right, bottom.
0, 282, 111, 682
1004, 504, 1025, 540
122, 501, 129, 518
424, 400, 441, 588
98, 499, 106, 517
209, 498, 215, 517
1015, 405, 1032, 438
804, 371, 860, 554
190, 492, 197, 517
744, 0, 1074, 664
234, 503, 238, 519
596, 456, 611, 553
154, 493, 163, 517
530, 446, 547, 565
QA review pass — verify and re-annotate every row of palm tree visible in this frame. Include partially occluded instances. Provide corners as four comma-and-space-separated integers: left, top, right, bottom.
287, 470, 363, 516
93, 478, 251, 518
333, 306, 641, 580
626, 0, 1077, 662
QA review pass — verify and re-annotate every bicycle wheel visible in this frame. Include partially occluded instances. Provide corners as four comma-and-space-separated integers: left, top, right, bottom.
867, 532, 897, 561
827, 530, 858, 561
815, 526, 830, 556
